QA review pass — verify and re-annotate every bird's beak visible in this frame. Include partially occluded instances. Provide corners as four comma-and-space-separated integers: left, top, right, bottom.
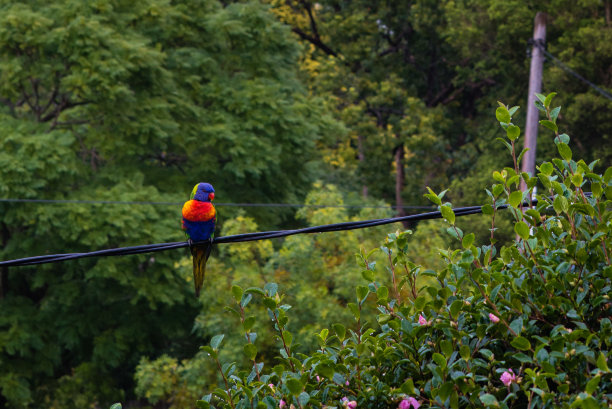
209, 193, 215, 201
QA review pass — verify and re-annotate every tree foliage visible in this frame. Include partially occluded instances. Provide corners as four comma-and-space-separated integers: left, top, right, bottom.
1, 0, 611, 407
147, 96, 611, 409
0, 0, 334, 407
266, 0, 612, 210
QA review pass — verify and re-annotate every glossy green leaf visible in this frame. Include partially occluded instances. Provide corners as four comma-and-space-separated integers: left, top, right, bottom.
510, 336, 531, 351
495, 106, 511, 123
506, 124, 520, 140
210, 334, 225, 350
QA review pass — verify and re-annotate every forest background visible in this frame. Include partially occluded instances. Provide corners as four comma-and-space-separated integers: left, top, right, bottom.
0, 0, 610, 408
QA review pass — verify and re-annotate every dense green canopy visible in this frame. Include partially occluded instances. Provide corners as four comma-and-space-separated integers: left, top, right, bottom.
0, 0, 610, 407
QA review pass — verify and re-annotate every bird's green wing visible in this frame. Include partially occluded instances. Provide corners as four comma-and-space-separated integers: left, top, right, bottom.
190, 184, 198, 200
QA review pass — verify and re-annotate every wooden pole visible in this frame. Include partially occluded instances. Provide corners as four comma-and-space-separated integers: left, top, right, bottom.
521, 12, 547, 192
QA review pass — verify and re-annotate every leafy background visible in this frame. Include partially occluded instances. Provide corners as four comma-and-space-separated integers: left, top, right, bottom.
0, 0, 610, 407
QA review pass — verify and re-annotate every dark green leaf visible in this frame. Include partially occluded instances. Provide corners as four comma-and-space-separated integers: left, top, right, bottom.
539, 120, 558, 133
210, 334, 225, 350
332, 372, 346, 386
195, 401, 210, 409
479, 393, 499, 406
333, 323, 346, 341
510, 336, 531, 351
243, 344, 257, 360
460, 345, 471, 360
433, 352, 447, 370
450, 299, 463, 320
298, 392, 310, 406
544, 92, 557, 108
509, 317, 523, 336
550, 106, 561, 122
286, 378, 302, 395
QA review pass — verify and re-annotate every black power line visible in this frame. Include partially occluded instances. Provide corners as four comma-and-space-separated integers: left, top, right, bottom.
0, 202, 507, 267
532, 41, 612, 102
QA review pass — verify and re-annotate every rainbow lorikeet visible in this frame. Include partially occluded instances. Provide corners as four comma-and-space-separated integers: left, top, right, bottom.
182, 182, 216, 297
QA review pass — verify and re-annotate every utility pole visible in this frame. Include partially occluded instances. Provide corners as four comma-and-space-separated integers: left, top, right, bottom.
521, 12, 547, 192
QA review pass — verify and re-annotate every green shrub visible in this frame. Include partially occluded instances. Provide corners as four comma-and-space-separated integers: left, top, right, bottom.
117, 94, 611, 409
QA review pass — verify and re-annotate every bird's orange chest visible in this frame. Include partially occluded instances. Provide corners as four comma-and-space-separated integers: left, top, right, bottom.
182, 200, 216, 222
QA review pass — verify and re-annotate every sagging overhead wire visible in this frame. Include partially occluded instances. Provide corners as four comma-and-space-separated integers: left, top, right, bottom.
532, 40, 612, 102
0, 201, 521, 268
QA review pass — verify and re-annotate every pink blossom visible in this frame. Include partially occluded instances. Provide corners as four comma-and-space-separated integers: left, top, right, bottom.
316, 375, 321, 382
341, 397, 357, 408
279, 399, 286, 408
399, 397, 420, 409
489, 313, 500, 323
345, 380, 350, 386
418, 314, 430, 326
500, 369, 516, 386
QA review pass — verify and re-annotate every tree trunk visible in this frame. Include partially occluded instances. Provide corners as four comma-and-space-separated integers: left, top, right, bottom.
394, 143, 410, 228
357, 134, 368, 198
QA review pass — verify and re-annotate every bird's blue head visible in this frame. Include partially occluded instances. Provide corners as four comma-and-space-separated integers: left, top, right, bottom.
191, 182, 215, 202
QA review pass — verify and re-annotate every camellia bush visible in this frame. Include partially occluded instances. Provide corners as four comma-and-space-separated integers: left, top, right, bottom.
113, 94, 611, 408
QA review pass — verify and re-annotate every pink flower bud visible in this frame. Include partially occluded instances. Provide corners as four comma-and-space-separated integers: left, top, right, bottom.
345, 380, 350, 386
418, 314, 429, 326
316, 375, 321, 382
500, 369, 516, 386
279, 399, 286, 408
489, 313, 500, 323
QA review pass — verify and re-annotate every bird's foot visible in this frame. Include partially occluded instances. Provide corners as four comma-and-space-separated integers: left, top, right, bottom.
188, 238, 194, 248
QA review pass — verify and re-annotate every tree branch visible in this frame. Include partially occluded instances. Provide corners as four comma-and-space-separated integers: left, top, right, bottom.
290, 1, 338, 57
291, 27, 338, 57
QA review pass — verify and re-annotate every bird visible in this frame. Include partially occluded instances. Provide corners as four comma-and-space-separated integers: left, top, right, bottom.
181, 182, 216, 297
